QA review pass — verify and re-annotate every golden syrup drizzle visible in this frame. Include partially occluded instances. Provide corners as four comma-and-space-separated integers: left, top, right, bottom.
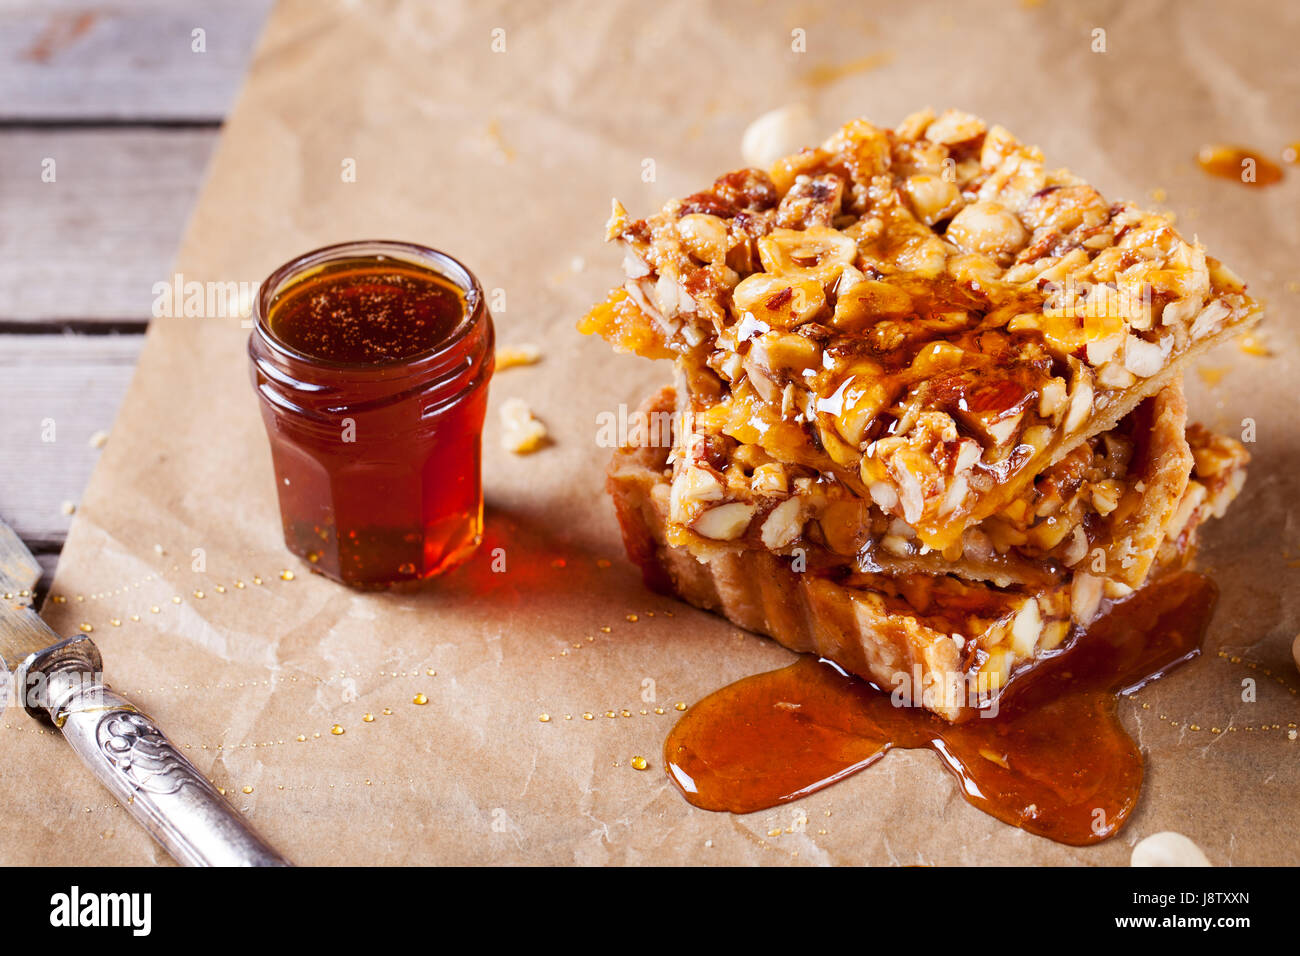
665, 572, 1216, 846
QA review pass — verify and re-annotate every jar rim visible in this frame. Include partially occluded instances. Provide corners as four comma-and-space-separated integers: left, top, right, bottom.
253, 239, 486, 375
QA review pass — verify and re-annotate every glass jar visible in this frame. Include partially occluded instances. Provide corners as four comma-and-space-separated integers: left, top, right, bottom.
248, 240, 494, 588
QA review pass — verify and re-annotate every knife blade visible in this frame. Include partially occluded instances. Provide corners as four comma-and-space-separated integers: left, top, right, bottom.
0, 516, 290, 867
0, 518, 47, 673
0, 517, 41, 593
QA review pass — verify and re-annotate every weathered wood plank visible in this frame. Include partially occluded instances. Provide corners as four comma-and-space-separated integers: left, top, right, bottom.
0, 0, 273, 121
0, 129, 218, 323
0, 1, 270, 566
0, 334, 143, 546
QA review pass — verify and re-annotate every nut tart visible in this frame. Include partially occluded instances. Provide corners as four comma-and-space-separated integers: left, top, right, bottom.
665, 379, 1198, 590
582, 110, 1262, 551
608, 388, 1247, 722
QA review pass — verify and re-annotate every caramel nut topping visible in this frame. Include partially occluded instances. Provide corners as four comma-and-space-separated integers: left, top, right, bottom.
583, 112, 1262, 549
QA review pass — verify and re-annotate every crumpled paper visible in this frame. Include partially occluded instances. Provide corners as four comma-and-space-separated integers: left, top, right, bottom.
6, 0, 1298, 865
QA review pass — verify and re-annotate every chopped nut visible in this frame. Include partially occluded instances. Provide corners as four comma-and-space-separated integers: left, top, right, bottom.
495, 344, 541, 370
670, 463, 725, 523
1037, 378, 1067, 419
622, 251, 651, 279
1095, 360, 1136, 389
1061, 526, 1088, 567
978, 648, 1012, 692
1070, 571, 1103, 624
677, 213, 730, 264
1063, 372, 1094, 433
830, 378, 890, 447
758, 226, 857, 281
776, 173, 845, 228
1161, 295, 1199, 327
1090, 479, 1123, 516
893, 464, 926, 525
760, 497, 803, 549
732, 273, 825, 328
881, 534, 913, 557
868, 481, 898, 512
954, 438, 982, 473
1130, 831, 1211, 867
748, 331, 822, 377
499, 398, 548, 454
923, 109, 986, 145
751, 462, 788, 496
88, 429, 109, 449
740, 104, 817, 170
985, 412, 1023, 447
1039, 620, 1070, 651
938, 472, 969, 516
1104, 580, 1134, 600
731, 442, 771, 470
693, 502, 756, 540
831, 281, 914, 329
1009, 597, 1042, 658
717, 351, 744, 381
903, 174, 964, 226
1020, 424, 1053, 452
605, 198, 630, 240
654, 272, 696, 318
944, 201, 1028, 263
1122, 334, 1167, 377
1085, 333, 1124, 367
962, 528, 994, 562
1190, 300, 1230, 339
887, 517, 916, 539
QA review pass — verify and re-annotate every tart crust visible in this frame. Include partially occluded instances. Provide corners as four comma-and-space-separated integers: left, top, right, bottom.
609, 387, 1244, 721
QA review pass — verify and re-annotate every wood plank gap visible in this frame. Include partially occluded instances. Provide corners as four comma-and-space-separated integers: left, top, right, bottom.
0, 321, 150, 336
0, 118, 222, 130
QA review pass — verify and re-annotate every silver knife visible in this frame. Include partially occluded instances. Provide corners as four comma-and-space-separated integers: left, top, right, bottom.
0, 518, 290, 866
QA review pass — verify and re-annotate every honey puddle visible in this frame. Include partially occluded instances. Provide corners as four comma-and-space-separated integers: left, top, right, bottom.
665, 572, 1216, 846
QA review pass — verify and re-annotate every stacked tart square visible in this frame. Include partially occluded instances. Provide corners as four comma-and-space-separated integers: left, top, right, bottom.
582, 110, 1257, 720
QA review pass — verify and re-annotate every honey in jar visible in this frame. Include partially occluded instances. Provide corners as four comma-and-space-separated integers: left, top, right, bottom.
249, 241, 494, 588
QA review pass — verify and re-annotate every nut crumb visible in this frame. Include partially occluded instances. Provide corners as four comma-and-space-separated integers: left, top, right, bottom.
499, 397, 548, 454
495, 344, 541, 370
88, 430, 109, 449
741, 104, 817, 169
1131, 831, 1211, 867
60, 500, 76, 516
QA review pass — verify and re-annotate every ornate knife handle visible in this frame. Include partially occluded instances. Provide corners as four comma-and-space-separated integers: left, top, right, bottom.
21, 637, 291, 867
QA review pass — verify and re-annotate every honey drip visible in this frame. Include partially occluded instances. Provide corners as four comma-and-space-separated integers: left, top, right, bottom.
1196, 145, 1283, 186
665, 572, 1216, 846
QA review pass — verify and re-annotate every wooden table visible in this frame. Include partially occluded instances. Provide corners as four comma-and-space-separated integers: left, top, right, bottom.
0, 0, 272, 591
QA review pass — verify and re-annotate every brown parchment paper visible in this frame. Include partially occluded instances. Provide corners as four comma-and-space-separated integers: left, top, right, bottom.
7, 0, 1299, 866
